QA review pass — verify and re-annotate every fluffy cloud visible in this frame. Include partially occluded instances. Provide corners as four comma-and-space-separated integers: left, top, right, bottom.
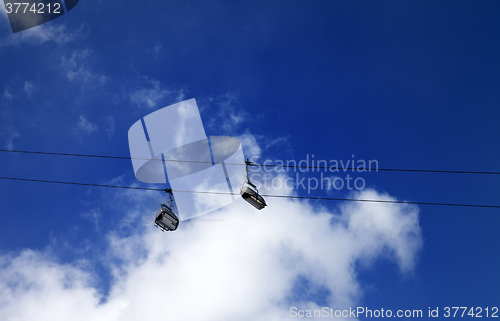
0, 185, 422, 320
0, 250, 109, 321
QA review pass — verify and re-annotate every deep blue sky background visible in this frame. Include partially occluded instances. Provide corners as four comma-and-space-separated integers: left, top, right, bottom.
0, 0, 499, 317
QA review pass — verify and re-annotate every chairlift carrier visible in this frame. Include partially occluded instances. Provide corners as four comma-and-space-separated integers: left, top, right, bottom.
155, 189, 179, 232
240, 159, 267, 210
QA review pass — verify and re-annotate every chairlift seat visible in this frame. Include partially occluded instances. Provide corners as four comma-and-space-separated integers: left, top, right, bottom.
155, 204, 179, 231
241, 184, 267, 210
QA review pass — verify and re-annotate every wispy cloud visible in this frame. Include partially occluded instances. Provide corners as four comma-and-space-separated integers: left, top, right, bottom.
0, 24, 85, 47
4, 127, 20, 150
23, 81, 35, 95
3, 87, 13, 100
129, 77, 185, 109
81, 209, 102, 232
61, 49, 107, 84
145, 43, 163, 60
76, 116, 98, 135
238, 131, 263, 159
203, 92, 248, 134
236, 129, 292, 163
105, 116, 115, 140
2, 81, 37, 100
264, 136, 290, 149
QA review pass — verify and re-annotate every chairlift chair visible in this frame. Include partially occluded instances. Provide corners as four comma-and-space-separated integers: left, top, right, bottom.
155, 190, 179, 231
240, 160, 267, 210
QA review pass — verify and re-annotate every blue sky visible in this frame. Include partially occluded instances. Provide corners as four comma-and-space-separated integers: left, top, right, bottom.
0, 1, 499, 320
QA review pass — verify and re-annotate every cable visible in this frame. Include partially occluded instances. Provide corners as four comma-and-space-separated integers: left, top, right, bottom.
261, 194, 500, 209
0, 149, 132, 160
1, 175, 499, 209
0, 176, 164, 191
1, 148, 500, 175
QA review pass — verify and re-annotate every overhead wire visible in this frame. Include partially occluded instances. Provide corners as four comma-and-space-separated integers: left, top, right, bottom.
1, 149, 500, 175
1, 175, 499, 209
1, 148, 499, 209
0, 176, 164, 191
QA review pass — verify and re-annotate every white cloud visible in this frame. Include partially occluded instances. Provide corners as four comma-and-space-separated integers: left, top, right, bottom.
201, 94, 291, 160
0, 2, 8, 24
0, 23, 84, 47
0, 122, 20, 149
4, 128, 20, 150
3, 87, 13, 100
0, 185, 422, 321
76, 116, 98, 135
265, 135, 290, 149
2, 81, 37, 100
236, 130, 293, 166
0, 121, 421, 320
23, 81, 35, 95
238, 131, 262, 160
81, 209, 102, 232
175, 87, 186, 102
204, 92, 248, 134
105, 116, 116, 140
61, 49, 107, 84
145, 43, 163, 60
129, 78, 184, 109
5, 129, 19, 150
